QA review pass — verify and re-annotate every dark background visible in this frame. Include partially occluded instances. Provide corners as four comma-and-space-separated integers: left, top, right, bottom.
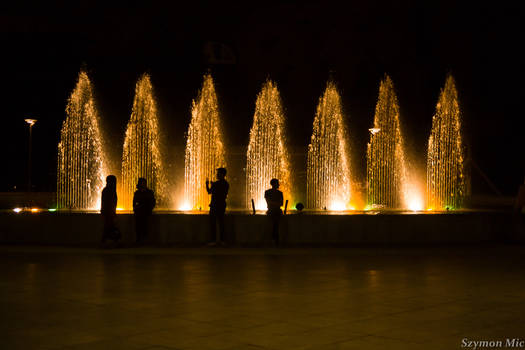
1, 0, 523, 197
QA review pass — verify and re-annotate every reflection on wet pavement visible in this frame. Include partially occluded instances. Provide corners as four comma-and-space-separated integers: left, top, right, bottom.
1, 245, 524, 349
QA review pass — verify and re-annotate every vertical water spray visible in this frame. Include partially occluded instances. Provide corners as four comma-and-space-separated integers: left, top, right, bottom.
183, 74, 226, 210
427, 75, 467, 210
366, 75, 408, 209
246, 80, 291, 210
307, 81, 351, 210
57, 71, 107, 209
121, 73, 166, 209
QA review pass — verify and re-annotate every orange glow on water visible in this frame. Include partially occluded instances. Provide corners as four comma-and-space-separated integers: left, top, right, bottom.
407, 196, 424, 211
121, 73, 166, 210
328, 201, 347, 211
307, 81, 351, 210
57, 71, 107, 210
246, 80, 291, 210
184, 74, 226, 211
427, 75, 467, 210
178, 202, 192, 211
366, 75, 408, 209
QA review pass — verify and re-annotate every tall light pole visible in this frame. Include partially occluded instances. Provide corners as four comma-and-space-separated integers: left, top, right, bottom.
25, 119, 37, 192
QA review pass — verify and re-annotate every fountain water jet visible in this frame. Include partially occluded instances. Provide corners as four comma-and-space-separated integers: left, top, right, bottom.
183, 74, 226, 210
307, 81, 351, 210
246, 80, 291, 210
366, 75, 409, 209
427, 75, 468, 210
121, 74, 166, 209
57, 71, 107, 210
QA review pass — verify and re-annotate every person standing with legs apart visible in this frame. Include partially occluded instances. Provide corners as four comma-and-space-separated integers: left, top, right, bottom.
133, 178, 155, 245
101, 175, 120, 247
265, 178, 283, 246
206, 168, 229, 246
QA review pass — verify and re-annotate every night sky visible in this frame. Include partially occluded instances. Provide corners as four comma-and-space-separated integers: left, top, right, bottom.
1, 0, 523, 196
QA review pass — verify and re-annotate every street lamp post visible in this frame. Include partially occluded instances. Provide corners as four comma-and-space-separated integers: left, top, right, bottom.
25, 119, 37, 192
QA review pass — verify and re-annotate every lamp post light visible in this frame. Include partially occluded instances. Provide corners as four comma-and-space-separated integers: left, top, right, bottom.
25, 119, 37, 192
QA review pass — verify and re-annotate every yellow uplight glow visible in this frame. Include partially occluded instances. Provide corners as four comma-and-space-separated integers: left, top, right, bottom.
178, 202, 192, 211
407, 196, 424, 211
116, 208, 124, 211
255, 199, 267, 211
31, 208, 39, 213
328, 201, 347, 211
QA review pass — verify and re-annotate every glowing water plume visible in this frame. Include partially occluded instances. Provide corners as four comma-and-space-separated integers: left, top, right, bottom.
366, 75, 408, 208
307, 81, 351, 210
184, 74, 226, 210
121, 73, 166, 209
246, 80, 291, 210
57, 71, 106, 209
427, 75, 467, 210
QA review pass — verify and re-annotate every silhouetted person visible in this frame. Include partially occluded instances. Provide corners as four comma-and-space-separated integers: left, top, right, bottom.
265, 178, 284, 245
206, 168, 229, 246
133, 178, 155, 244
101, 175, 120, 245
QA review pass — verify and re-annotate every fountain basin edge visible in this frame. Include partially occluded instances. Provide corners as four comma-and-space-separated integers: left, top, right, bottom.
0, 211, 521, 245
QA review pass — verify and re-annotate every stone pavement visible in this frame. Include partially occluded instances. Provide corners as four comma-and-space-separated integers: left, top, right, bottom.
1, 244, 524, 349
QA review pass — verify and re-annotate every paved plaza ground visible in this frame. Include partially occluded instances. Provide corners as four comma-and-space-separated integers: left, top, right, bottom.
1, 244, 524, 349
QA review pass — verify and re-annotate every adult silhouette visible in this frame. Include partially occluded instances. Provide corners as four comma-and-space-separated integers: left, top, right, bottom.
264, 178, 284, 246
206, 168, 229, 246
100, 175, 120, 245
133, 178, 155, 244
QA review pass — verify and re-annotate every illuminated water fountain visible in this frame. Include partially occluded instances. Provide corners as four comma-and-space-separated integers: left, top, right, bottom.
121, 74, 166, 209
57, 71, 107, 209
246, 80, 291, 210
366, 75, 410, 209
427, 75, 468, 210
183, 74, 226, 210
53, 68, 470, 214
307, 81, 351, 210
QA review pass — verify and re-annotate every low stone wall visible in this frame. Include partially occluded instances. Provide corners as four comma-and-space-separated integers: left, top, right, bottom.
0, 192, 56, 209
0, 211, 518, 245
